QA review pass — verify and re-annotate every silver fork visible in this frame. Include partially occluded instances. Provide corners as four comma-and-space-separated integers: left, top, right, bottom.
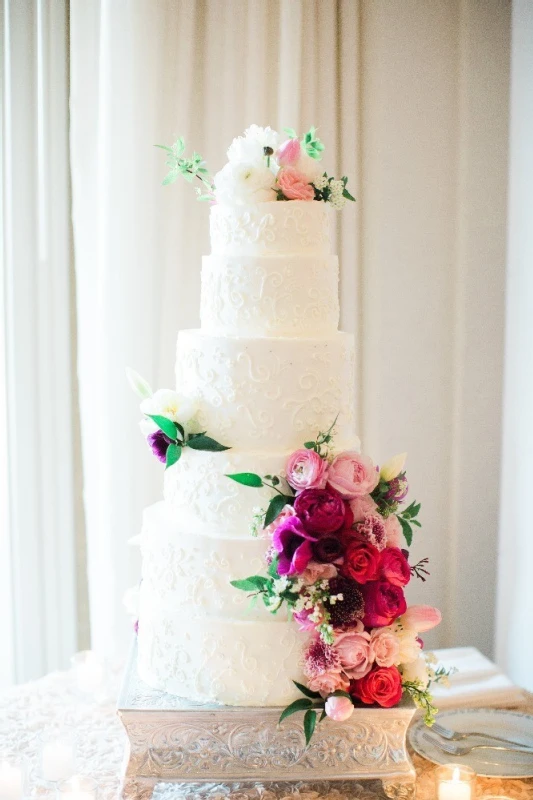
432, 720, 530, 748
423, 732, 533, 757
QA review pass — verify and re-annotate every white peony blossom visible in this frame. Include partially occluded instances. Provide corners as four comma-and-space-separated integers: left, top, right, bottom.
227, 125, 280, 166
140, 388, 197, 424
214, 161, 277, 205
401, 654, 430, 688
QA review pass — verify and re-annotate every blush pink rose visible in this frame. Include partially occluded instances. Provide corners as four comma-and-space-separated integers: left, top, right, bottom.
286, 449, 328, 493
263, 504, 296, 538
350, 494, 378, 522
276, 138, 301, 166
334, 630, 373, 680
307, 671, 350, 697
301, 560, 338, 585
324, 695, 354, 722
370, 627, 401, 667
379, 547, 411, 587
401, 605, 442, 633
383, 514, 403, 548
276, 166, 315, 201
328, 452, 379, 499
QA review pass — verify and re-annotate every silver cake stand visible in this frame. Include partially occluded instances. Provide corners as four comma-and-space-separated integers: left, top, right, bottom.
118, 643, 417, 799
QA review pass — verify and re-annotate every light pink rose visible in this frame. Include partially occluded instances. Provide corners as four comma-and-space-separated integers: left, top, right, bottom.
263, 504, 296, 538
383, 514, 403, 548
307, 671, 350, 697
328, 452, 379, 500
286, 449, 328, 493
325, 695, 354, 722
276, 138, 301, 167
370, 627, 401, 667
276, 166, 315, 201
350, 494, 378, 523
334, 630, 373, 680
401, 605, 442, 633
301, 560, 338, 585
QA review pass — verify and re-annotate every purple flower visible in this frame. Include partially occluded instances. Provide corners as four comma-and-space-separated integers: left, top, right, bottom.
272, 516, 317, 576
147, 429, 173, 463
385, 472, 409, 502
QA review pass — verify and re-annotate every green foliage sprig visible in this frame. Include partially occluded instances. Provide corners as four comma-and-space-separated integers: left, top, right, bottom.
226, 471, 295, 528
303, 415, 338, 458
148, 414, 230, 469
371, 479, 421, 547
156, 137, 214, 200
284, 126, 325, 161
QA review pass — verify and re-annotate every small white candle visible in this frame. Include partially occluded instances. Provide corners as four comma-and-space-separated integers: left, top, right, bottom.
42, 739, 75, 782
57, 775, 97, 800
438, 766, 472, 800
0, 761, 23, 800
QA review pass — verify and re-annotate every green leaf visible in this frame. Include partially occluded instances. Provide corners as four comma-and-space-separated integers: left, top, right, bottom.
331, 690, 352, 699
175, 422, 185, 442
230, 576, 270, 592
267, 557, 280, 578
187, 434, 230, 452
319, 710, 327, 722
303, 709, 317, 745
342, 187, 356, 201
304, 441, 316, 450
165, 443, 181, 469
125, 367, 153, 399
412, 519, 422, 528
147, 414, 178, 441
226, 472, 264, 488
279, 698, 312, 724
399, 516, 413, 547
283, 127, 298, 138
293, 681, 321, 700
162, 173, 178, 186
264, 494, 289, 528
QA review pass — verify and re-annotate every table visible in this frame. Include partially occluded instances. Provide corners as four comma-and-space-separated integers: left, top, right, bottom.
1, 668, 531, 800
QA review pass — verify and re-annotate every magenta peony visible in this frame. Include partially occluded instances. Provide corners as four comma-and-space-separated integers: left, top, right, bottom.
379, 547, 411, 587
362, 580, 407, 627
294, 488, 346, 535
351, 665, 403, 708
341, 536, 380, 584
325, 695, 354, 721
334, 629, 373, 680
286, 448, 328, 493
271, 516, 316, 576
276, 166, 315, 201
276, 137, 301, 167
328, 452, 379, 499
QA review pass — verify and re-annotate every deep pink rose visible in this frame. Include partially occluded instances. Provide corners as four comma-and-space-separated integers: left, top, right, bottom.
276, 166, 315, 201
383, 514, 403, 548
341, 536, 380, 584
294, 488, 346, 535
307, 671, 349, 697
362, 581, 407, 627
328, 452, 379, 499
286, 448, 328, 493
379, 547, 411, 587
272, 516, 316, 576
334, 630, 373, 680
276, 138, 301, 167
350, 495, 378, 522
351, 665, 403, 708
325, 695, 354, 721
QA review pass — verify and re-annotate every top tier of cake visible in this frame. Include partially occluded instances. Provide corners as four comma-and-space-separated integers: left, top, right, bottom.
201, 201, 339, 338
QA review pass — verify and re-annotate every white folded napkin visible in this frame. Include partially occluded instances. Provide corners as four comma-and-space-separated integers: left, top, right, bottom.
430, 646, 529, 709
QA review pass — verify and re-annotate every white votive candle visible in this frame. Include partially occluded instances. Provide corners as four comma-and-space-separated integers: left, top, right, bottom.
435, 764, 476, 800
0, 760, 24, 800
42, 739, 75, 782
57, 775, 97, 800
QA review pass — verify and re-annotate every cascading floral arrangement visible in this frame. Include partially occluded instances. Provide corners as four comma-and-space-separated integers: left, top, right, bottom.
228, 421, 450, 744
157, 124, 355, 209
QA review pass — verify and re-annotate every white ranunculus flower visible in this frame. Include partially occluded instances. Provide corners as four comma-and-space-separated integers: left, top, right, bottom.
401, 654, 430, 688
214, 161, 277, 205
227, 125, 280, 166
140, 388, 197, 424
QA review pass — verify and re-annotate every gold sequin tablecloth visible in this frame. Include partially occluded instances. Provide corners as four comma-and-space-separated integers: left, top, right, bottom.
1, 668, 531, 799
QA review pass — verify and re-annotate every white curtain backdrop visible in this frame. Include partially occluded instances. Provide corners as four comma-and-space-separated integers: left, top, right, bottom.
69, 0, 510, 664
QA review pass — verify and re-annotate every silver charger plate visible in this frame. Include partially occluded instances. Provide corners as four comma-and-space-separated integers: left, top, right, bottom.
409, 708, 533, 778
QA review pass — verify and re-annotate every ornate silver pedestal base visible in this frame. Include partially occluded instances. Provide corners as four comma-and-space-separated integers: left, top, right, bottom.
118, 643, 417, 799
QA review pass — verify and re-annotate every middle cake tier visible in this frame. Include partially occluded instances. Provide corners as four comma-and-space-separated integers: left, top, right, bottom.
176, 329, 357, 450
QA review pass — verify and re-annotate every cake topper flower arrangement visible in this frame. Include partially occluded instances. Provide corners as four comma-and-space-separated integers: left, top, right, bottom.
228, 422, 451, 743
157, 124, 355, 208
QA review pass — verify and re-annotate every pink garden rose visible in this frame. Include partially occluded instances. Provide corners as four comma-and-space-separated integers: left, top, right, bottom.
328, 452, 379, 499
350, 494, 378, 522
325, 695, 354, 721
276, 166, 315, 201
362, 580, 407, 628
383, 514, 403, 548
370, 627, 401, 667
301, 561, 337, 585
263, 504, 295, 538
276, 138, 301, 166
286, 449, 328, 493
334, 629, 373, 680
308, 671, 349, 697
400, 605, 442, 633
294, 488, 346, 535
379, 547, 411, 587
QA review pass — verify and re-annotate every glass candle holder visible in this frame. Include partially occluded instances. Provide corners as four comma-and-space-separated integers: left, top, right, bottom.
0, 757, 27, 800
435, 763, 476, 800
70, 651, 106, 697
40, 730, 77, 783
56, 775, 97, 800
